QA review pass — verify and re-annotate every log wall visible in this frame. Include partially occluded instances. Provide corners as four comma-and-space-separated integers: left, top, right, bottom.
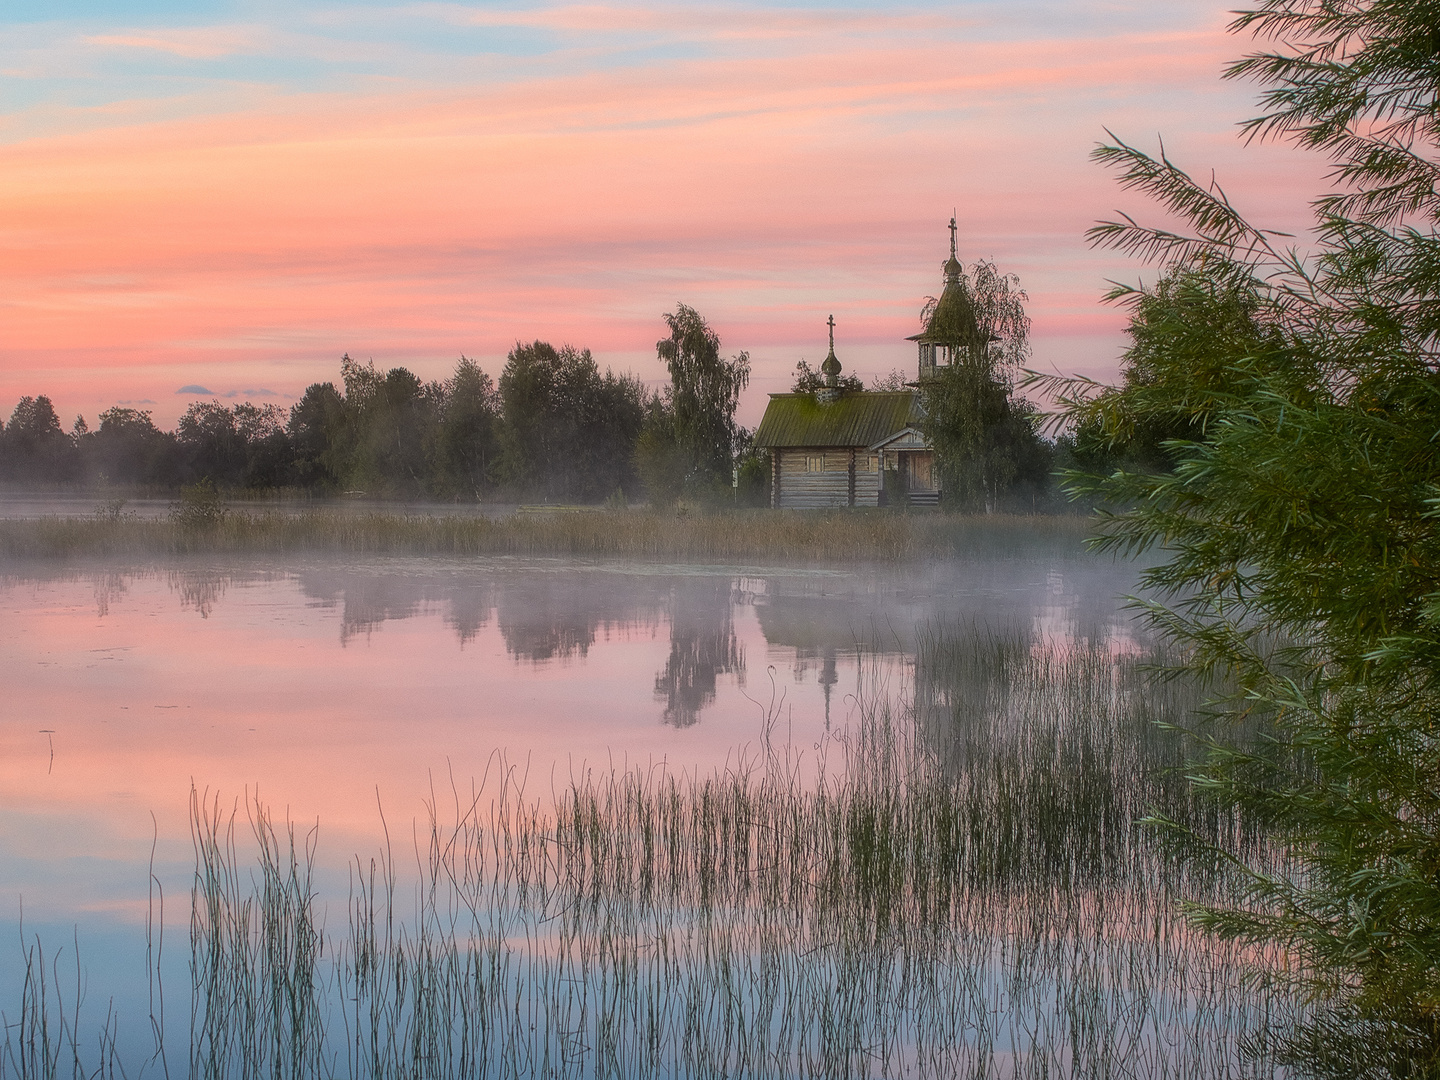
772, 448, 881, 508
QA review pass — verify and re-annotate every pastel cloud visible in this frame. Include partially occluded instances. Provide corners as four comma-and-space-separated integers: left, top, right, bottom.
0, 2, 1327, 427
85, 26, 270, 60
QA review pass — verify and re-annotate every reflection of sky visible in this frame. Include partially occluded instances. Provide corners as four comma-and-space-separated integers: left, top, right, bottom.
0, 549, 1142, 1055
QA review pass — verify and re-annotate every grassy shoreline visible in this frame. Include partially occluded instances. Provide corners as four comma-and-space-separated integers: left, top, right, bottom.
0, 508, 1092, 563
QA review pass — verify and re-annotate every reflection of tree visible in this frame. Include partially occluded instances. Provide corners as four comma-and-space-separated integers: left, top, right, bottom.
296, 570, 496, 645
498, 599, 597, 662
654, 581, 744, 728
497, 576, 663, 664
294, 568, 663, 656
445, 585, 492, 646
300, 572, 428, 644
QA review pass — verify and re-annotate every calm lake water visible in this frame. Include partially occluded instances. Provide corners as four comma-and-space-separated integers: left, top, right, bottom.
0, 539, 1290, 1077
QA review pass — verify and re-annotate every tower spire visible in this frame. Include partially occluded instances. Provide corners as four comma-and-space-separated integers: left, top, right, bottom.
821, 314, 841, 390
943, 215, 962, 285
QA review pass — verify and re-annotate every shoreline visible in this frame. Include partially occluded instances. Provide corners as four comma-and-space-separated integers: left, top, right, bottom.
0, 509, 1094, 564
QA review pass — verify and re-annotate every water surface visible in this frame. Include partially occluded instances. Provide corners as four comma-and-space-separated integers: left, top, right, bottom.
0, 540, 1281, 1076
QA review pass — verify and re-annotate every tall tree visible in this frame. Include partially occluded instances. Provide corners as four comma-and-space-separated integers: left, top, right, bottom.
434, 357, 500, 498
287, 382, 347, 490
654, 305, 750, 491
1038, 0, 1440, 1060
177, 400, 289, 488
921, 359, 1050, 510
89, 407, 178, 486
496, 341, 646, 502
326, 357, 439, 496
1, 395, 79, 483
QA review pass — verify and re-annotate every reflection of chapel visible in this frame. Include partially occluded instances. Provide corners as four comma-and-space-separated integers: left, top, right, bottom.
752, 220, 973, 508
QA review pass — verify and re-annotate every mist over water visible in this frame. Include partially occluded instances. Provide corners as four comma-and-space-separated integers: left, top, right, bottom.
1, 542, 1276, 1076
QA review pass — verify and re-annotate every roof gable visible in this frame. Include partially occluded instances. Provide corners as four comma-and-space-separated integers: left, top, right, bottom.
752, 391, 921, 449
869, 426, 929, 451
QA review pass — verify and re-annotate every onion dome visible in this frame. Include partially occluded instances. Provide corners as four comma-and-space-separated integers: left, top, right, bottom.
821, 314, 842, 387
910, 216, 982, 347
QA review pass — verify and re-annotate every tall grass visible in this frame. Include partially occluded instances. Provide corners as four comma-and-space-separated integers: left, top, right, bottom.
0, 510, 1089, 565
168, 633, 1299, 1079
0, 928, 122, 1080
190, 794, 325, 1080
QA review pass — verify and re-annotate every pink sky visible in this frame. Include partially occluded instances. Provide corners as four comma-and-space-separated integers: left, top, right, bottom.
0, 2, 1330, 429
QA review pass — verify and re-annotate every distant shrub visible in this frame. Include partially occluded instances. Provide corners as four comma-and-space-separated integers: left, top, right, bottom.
170, 478, 228, 529
735, 452, 770, 508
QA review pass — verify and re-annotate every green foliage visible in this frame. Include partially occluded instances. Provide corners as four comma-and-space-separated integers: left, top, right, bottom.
921, 361, 1051, 511
869, 369, 909, 391
495, 341, 646, 502
734, 450, 770, 508
882, 467, 909, 509
1065, 270, 1291, 473
791, 360, 862, 394
634, 400, 687, 508
177, 399, 290, 490
6, 395, 63, 445
923, 258, 1031, 366
1037, 0, 1440, 1051
325, 360, 439, 496
170, 477, 227, 529
1, 395, 80, 483
434, 356, 499, 498
655, 304, 750, 488
916, 259, 1049, 510
286, 382, 346, 491
92, 407, 177, 486
4, 346, 650, 502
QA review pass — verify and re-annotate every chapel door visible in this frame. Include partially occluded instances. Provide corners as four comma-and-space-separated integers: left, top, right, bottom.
907, 453, 933, 491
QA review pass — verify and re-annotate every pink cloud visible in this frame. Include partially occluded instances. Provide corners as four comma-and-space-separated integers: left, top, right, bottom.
0, 9, 1323, 427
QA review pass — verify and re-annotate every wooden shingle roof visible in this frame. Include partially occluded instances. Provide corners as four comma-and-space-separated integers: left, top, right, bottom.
752, 391, 921, 449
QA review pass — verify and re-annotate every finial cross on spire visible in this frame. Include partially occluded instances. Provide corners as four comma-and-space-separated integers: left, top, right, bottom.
949, 214, 957, 259
827, 314, 835, 350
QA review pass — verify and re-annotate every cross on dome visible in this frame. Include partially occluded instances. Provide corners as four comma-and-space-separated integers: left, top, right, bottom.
821, 314, 842, 387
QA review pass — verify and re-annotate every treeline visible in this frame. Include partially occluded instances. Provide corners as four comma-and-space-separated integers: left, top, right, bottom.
0, 307, 757, 504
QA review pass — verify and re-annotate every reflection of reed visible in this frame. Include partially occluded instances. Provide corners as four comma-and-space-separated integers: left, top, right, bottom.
91, 569, 130, 617
167, 570, 233, 619
653, 581, 744, 727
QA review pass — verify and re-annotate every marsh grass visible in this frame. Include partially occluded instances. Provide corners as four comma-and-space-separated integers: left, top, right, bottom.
166, 634, 1300, 1080
190, 794, 325, 1080
0, 510, 1089, 565
1, 929, 123, 1080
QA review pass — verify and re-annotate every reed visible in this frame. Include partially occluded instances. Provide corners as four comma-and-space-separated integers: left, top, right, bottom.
0, 510, 1089, 565
0, 928, 122, 1080
4, 626, 1315, 1078
175, 633, 1301, 1079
